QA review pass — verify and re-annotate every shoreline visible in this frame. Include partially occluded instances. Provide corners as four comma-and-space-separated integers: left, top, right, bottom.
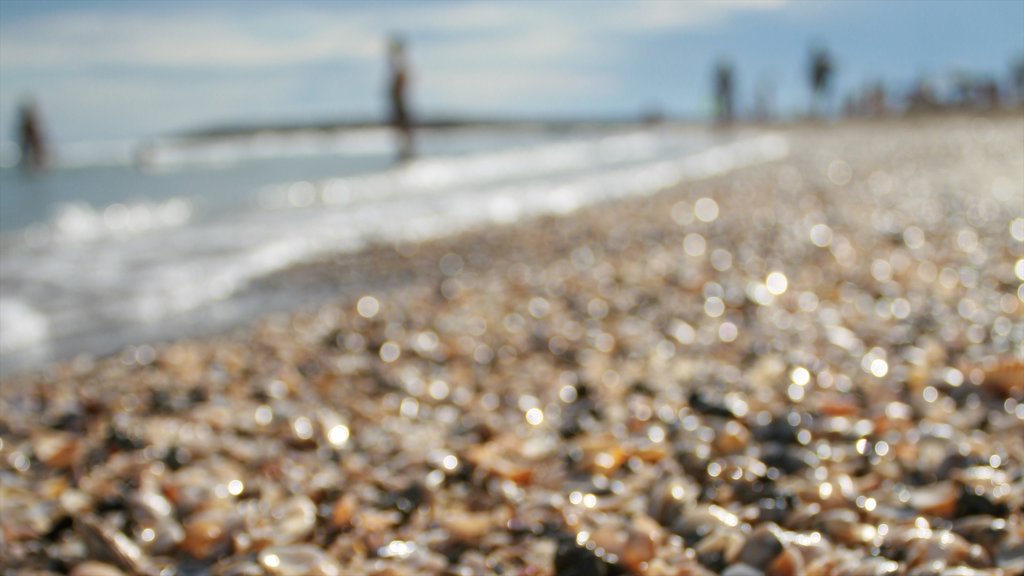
1, 115, 1022, 575
0, 130, 786, 378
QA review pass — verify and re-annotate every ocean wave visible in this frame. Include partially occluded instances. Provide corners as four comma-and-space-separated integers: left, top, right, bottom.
0, 298, 49, 354
258, 130, 670, 209
0, 131, 789, 374
5, 197, 194, 248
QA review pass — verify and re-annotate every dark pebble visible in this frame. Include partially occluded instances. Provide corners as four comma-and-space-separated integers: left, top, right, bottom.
553, 535, 623, 576
736, 525, 784, 569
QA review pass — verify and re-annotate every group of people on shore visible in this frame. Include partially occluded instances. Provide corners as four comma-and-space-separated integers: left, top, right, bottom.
713, 46, 1024, 125
15, 38, 1024, 169
714, 46, 835, 125
13, 37, 417, 171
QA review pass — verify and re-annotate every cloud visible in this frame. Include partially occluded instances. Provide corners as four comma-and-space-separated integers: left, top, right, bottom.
1, 1, 787, 71
422, 68, 614, 113
0, 7, 381, 70
592, 0, 788, 32
403, 0, 787, 35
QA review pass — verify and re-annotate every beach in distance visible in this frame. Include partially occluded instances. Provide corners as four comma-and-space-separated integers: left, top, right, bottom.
2, 114, 1022, 575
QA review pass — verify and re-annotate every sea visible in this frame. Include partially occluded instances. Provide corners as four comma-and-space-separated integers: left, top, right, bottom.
0, 125, 788, 375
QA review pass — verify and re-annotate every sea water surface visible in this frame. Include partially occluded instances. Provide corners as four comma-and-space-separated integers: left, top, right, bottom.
0, 126, 788, 375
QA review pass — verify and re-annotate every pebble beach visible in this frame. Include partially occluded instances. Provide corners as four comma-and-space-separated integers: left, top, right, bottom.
1, 115, 1022, 576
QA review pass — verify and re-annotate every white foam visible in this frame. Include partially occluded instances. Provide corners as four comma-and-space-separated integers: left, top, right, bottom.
0, 298, 50, 354
263, 131, 669, 209
138, 128, 394, 171
26, 197, 194, 246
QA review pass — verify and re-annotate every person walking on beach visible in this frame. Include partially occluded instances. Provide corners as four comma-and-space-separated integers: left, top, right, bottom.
388, 36, 414, 162
714, 60, 735, 125
809, 46, 834, 118
17, 99, 48, 170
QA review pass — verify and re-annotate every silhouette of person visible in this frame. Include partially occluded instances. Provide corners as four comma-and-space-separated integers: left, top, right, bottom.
1013, 56, 1024, 104
753, 77, 775, 122
714, 60, 734, 125
18, 99, 48, 170
388, 37, 413, 161
809, 46, 834, 118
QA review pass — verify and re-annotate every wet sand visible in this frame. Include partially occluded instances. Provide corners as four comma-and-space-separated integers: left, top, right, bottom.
1, 115, 1022, 575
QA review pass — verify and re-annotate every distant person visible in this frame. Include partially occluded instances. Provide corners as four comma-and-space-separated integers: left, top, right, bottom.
388, 36, 414, 162
809, 46, 834, 118
865, 82, 886, 117
17, 100, 48, 170
977, 79, 1000, 109
907, 78, 938, 114
714, 60, 734, 125
1013, 56, 1024, 104
753, 77, 775, 122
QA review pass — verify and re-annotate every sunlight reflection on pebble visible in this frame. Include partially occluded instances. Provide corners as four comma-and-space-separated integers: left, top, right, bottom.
766, 272, 788, 295
357, 296, 379, 318
694, 197, 719, 222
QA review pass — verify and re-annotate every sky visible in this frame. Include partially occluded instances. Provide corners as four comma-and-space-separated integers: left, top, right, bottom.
1, 0, 1022, 143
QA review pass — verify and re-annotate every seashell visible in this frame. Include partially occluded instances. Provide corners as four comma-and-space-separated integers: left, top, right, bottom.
258, 544, 341, 576
620, 529, 657, 573
994, 533, 1024, 571
737, 523, 785, 569
329, 493, 358, 529
648, 475, 701, 528
899, 529, 988, 570
830, 557, 901, 576
553, 534, 618, 576
211, 558, 265, 576
817, 395, 861, 417
271, 495, 317, 544
575, 433, 631, 475
588, 523, 629, 563
0, 493, 60, 541
68, 562, 128, 576
673, 504, 742, 546
909, 481, 959, 519
935, 568, 1005, 576
714, 420, 752, 454
722, 564, 765, 576
73, 515, 159, 576
952, 516, 1007, 557
442, 509, 502, 543
181, 508, 238, 560
980, 361, 1024, 398
695, 527, 746, 571
767, 545, 805, 576
952, 466, 1012, 517
165, 459, 245, 515
128, 490, 184, 555
465, 435, 534, 484
32, 431, 80, 470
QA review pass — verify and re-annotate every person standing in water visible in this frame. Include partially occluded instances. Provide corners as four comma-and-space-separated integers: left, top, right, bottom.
809, 46, 834, 118
388, 37, 413, 162
18, 99, 48, 170
713, 60, 735, 125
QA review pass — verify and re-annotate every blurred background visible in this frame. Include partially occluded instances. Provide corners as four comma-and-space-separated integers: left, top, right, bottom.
0, 0, 1022, 373
2, 0, 1022, 146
